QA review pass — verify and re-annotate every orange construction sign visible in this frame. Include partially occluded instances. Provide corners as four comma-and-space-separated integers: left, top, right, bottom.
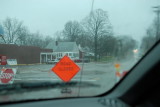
52, 55, 80, 82
114, 64, 120, 68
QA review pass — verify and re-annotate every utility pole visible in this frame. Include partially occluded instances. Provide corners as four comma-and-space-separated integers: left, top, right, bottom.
90, 0, 94, 15
91, 0, 94, 12
153, 5, 160, 40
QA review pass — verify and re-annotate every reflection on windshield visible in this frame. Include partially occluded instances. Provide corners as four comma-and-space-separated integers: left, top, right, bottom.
0, 0, 159, 103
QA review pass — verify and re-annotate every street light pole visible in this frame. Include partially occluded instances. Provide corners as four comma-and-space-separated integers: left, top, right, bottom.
153, 6, 160, 40
91, 0, 94, 12
90, 0, 94, 15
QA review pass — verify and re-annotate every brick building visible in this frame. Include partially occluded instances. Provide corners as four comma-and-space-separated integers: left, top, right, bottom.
0, 44, 52, 64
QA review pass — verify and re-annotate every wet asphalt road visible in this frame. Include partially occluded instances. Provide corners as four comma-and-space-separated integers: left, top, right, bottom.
14, 61, 134, 93
0, 61, 135, 102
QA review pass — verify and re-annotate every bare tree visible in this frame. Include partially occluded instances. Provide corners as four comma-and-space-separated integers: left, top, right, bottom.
63, 21, 83, 42
1, 17, 56, 48
0, 24, 6, 43
140, 18, 160, 53
83, 9, 112, 61
116, 36, 137, 60
76, 32, 93, 48
98, 35, 116, 58
16, 26, 30, 45
25, 32, 44, 48
141, 27, 157, 53
43, 36, 55, 47
54, 31, 66, 41
2, 17, 23, 44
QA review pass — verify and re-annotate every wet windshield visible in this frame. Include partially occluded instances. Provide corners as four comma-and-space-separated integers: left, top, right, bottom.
0, 0, 159, 103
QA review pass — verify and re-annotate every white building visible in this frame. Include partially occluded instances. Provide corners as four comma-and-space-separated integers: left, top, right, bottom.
54, 42, 79, 60
40, 41, 79, 63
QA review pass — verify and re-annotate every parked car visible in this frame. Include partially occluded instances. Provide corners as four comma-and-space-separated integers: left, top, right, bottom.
74, 58, 90, 63
82, 58, 90, 63
46, 59, 59, 64
74, 59, 81, 63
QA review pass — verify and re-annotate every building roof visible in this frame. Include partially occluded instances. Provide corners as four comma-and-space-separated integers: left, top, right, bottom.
46, 41, 57, 50
55, 42, 79, 52
46, 41, 79, 52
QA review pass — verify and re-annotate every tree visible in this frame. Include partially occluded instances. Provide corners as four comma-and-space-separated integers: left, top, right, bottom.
54, 31, 66, 42
98, 35, 116, 58
76, 32, 93, 48
16, 26, 30, 45
63, 21, 83, 42
115, 36, 137, 60
140, 18, 160, 53
141, 28, 156, 53
43, 36, 55, 47
25, 32, 45, 48
1, 17, 56, 48
83, 9, 113, 61
0, 24, 6, 43
2, 17, 23, 44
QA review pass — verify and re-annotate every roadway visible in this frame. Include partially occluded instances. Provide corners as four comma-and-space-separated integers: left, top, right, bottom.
14, 61, 134, 95
0, 61, 136, 102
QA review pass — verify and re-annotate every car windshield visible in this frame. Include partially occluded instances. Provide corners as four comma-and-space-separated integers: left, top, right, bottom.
0, 0, 159, 103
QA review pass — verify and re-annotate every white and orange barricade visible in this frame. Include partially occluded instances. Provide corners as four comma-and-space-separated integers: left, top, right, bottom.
114, 63, 121, 82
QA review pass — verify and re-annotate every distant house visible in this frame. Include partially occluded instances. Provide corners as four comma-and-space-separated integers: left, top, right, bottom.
40, 41, 57, 63
54, 42, 79, 60
41, 41, 80, 63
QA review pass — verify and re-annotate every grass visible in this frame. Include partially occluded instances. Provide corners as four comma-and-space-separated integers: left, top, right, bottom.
94, 56, 115, 63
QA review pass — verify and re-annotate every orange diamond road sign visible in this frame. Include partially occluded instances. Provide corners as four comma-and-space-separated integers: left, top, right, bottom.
115, 64, 120, 68
52, 55, 80, 82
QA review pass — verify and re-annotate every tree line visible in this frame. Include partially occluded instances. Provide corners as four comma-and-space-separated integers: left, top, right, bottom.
0, 9, 138, 61
140, 17, 160, 54
56, 9, 137, 61
0, 17, 55, 48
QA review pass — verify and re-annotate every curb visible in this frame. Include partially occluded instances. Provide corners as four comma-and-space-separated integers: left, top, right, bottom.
17, 63, 42, 66
1, 63, 43, 66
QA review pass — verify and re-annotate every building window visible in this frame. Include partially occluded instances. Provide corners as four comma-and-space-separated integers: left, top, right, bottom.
59, 53, 61, 57
57, 53, 59, 58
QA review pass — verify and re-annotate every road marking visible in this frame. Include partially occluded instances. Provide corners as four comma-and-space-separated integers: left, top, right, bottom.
91, 77, 100, 80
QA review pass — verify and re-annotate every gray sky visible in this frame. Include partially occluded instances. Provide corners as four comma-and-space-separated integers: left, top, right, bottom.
0, 0, 159, 42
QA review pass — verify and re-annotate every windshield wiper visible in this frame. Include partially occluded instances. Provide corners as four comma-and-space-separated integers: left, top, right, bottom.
0, 81, 100, 95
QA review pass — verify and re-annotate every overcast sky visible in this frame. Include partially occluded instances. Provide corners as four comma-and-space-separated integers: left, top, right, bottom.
0, 0, 159, 42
